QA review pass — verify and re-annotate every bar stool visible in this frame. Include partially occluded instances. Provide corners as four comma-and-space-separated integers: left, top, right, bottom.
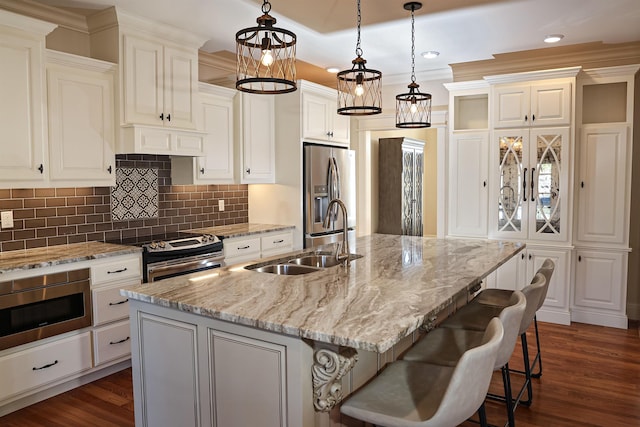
340, 318, 504, 427
474, 259, 555, 378
440, 272, 548, 409
402, 290, 526, 427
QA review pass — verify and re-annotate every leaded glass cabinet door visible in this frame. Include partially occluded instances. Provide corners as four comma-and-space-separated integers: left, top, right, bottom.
401, 147, 415, 236
493, 130, 529, 240
528, 127, 570, 242
413, 148, 424, 236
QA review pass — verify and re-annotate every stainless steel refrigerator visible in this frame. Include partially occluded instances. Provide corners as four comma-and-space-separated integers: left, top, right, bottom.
304, 143, 356, 248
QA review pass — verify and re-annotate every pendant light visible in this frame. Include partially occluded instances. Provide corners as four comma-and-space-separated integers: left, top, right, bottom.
396, 2, 431, 128
236, 0, 297, 94
337, 0, 382, 115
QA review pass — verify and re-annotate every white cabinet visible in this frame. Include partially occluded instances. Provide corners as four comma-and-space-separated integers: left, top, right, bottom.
92, 320, 131, 366
171, 83, 236, 184
493, 81, 572, 128
261, 231, 294, 258
302, 89, 350, 145
122, 34, 198, 129
448, 131, 489, 237
46, 51, 116, 186
223, 230, 294, 266
0, 11, 55, 186
490, 127, 571, 243
239, 93, 275, 183
134, 313, 200, 427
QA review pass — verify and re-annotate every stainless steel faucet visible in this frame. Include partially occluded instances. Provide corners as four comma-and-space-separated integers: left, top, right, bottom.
323, 198, 350, 266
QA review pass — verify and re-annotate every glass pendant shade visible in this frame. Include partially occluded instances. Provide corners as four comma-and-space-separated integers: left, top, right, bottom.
337, 0, 382, 115
236, 0, 297, 94
396, 2, 431, 128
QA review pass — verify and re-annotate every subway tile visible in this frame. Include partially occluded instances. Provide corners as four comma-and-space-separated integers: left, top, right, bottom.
87, 232, 105, 242
47, 236, 68, 246
77, 206, 95, 214
67, 234, 87, 244
56, 188, 75, 196
111, 221, 128, 230
24, 218, 46, 229
67, 215, 86, 225
0, 199, 24, 209
13, 209, 35, 220
26, 238, 47, 249
66, 197, 86, 206
37, 227, 58, 238
57, 207, 76, 216
34, 188, 55, 197
104, 231, 122, 241
94, 187, 110, 195
78, 224, 96, 234
58, 225, 77, 235
47, 217, 67, 227
184, 200, 197, 208
11, 189, 34, 198
0, 231, 12, 241
129, 220, 144, 228
86, 214, 104, 223
86, 196, 103, 205
122, 229, 137, 238
2, 241, 25, 251
45, 198, 66, 207
76, 188, 94, 196
0, 189, 10, 198
24, 198, 46, 208
95, 204, 110, 213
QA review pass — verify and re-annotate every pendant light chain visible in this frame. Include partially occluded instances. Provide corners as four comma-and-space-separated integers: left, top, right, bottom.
355, 0, 363, 57
410, 5, 416, 83
262, 0, 270, 14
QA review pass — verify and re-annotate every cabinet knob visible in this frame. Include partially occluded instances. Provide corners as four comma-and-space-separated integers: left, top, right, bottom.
246, 168, 251, 174
524, 114, 528, 122
521, 253, 525, 260
483, 180, 487, 188
532, 114, 535, 122
108, 165, 113, 174
167, 113, 171, 122
200, 168, 205, 174
529, 254, 532, 260
578, 255, 582, 262
581, 181, 584, 188
38, 164, 44, 174
160, 113, 164, 121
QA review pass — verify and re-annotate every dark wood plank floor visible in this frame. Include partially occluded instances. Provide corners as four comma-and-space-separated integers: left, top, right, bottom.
1, 321, 638, 427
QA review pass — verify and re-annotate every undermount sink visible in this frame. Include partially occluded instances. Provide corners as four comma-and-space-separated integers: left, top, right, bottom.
253, 264, 319, 275
288, 254, 341, 268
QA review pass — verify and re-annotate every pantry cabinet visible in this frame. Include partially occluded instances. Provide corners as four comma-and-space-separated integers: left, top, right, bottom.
573, 249, 626, 318
0, 11, 55, 185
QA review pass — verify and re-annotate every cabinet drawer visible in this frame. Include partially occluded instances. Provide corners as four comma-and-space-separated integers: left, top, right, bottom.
91, 255, 141, 286
93, 282, 133, 326
224, 237, 261, 258
0, 332, 92, 401
93, 320, 131, 366
261, 232, 292, 252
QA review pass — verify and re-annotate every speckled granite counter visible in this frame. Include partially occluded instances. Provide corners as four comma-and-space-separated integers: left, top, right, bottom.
0, 241, 142, 274
121, 234, 524, 353
186, 223, 294, 239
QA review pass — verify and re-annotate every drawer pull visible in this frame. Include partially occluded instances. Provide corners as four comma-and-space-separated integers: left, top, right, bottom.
109, 337, 130, 345
33, 360, 58, 371
238, 245, 251, 250
107, 268, 128, 274
273, 239, 284, 244
469, 283, 481, 294
108, 298, 129, 306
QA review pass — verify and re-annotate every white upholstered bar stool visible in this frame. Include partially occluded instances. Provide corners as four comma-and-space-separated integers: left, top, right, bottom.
439, 272, 548, 409
473, 259, 555, 379
340, 318, 504, 427
402, 291, 526, 427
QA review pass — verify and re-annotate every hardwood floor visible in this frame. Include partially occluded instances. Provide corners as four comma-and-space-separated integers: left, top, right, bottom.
0, 321, 638, 427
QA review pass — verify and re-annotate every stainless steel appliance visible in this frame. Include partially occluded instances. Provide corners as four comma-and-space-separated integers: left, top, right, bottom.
142, 234, 224, 282
304, 143, 356, 248
0, 268, 92, 351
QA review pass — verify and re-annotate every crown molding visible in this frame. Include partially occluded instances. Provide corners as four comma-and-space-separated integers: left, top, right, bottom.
484, 66, 581, 85
443, 80, 489, 92
384, 68, 453, 85
45, 49, 116, 72
581, 64, 640, 79
0, 0, 87, 34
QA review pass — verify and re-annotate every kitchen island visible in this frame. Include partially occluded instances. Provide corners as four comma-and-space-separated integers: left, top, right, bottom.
121, 234, 524, 427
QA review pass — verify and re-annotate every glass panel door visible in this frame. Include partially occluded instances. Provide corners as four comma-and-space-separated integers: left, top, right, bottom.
497, 133, 526, 233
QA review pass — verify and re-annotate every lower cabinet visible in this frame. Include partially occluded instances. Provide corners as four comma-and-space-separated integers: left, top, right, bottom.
223, 230, 294, 266
92, 320, 132, 366
572, 248, 628, 328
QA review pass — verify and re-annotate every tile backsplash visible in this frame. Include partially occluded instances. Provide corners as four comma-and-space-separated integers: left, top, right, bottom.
0, 155, 248, 251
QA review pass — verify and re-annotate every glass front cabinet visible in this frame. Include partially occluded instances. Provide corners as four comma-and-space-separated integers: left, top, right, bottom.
490, 127, 570, 243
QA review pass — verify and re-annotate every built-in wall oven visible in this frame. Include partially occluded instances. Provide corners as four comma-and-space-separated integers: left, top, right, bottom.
0, 268, 92, 351
142, 234, 224, 283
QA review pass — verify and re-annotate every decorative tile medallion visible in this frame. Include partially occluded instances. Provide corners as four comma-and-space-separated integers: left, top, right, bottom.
111, 168, 159, 221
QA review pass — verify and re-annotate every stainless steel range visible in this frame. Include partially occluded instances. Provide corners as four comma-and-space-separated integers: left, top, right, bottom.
142, 234, 224, 283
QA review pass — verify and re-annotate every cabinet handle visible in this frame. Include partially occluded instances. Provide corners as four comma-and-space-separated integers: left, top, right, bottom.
581, 181, 584, 188
524, 114, 528, 122
523, 167, 528, 201
530, 168, 536, 201
273, 239, 284, 244
238, 245, 250, 250
33, 360, 58, 371
38, 164, 44, 174
246, 168, 251, 174
160, 113, 164, 121
108, 298, 129, 306
167, 113, 171, 122
200, 168, 205, 174
521, 253, 525, 260
109, 337, 130, 345
529, 254, 532, 260
107, 268, 128, 274
108, 165, 113, 174
578, 255, 582, 262
483, 180, 487, 188
532, 114, 535, 122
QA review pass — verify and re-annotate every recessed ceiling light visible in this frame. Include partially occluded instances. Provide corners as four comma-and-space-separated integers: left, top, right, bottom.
326, 67, 340, 73
544, 34, 564, 43
421, 51, 440, 59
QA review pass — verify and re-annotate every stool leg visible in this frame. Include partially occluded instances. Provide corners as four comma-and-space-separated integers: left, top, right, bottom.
531, 315, 543, 378
518, 333, 534, 407
478, 402, 488, 427
502, 364, 516, 427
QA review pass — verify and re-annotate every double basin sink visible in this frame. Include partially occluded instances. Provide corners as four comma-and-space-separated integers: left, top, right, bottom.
245, 253, 362, 275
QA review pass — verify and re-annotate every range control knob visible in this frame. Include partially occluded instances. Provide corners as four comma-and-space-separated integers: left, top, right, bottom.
149, 241, 158, 249
158, 241, 166, 249
202, 234, 210, 242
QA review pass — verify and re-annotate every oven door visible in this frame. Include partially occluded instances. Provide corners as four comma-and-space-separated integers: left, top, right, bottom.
146, 253, 225, 282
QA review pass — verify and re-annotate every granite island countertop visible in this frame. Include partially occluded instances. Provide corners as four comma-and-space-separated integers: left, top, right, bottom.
121, 234, 524, 353
186, 223, 295, 239
0, 241, 142, 274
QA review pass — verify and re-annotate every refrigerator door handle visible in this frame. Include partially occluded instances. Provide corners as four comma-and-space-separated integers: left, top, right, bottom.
332, 157, 341, 200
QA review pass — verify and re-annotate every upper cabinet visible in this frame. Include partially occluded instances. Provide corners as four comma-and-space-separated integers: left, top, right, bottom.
0, 11, 56, 186
301, 88, 350, 145
89, 8, 207, 155
238, 93, 275, 184
46, 51, 116, 186
492, 81, 572, 128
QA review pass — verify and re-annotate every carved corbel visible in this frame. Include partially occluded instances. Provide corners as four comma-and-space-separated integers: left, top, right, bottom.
312, 347, 358, 412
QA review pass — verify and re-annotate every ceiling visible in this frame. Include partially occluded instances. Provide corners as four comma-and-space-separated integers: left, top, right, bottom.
32, 0, 640, 83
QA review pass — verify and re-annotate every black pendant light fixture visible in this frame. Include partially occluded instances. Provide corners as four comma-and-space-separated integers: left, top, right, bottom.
236, 0, 297, 94
337, 0, 382, 115
396, 2, 431, 128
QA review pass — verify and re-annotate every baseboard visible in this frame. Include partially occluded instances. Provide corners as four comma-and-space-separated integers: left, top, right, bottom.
536, 308, 571, 325
0, 359, 131, 417
571, 308, 628, 329
626, 303, 640, 321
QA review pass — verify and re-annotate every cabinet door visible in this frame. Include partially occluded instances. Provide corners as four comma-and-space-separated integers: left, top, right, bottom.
0, 33, 46, 183
208, 329, 287, 427
448, 132, 489, 237
163, 46, 197, 129
302, 91, 331, 141
330, 99, 351, 144
491, 129, 529, 240
527, 128, 570, 243
530, 82, 571, 127
574, 249, 624, 312
123, 34, 164, 126
242, 94, 275, 183
485, 250, 527, 291
47, 66, 115, 184
196, 93, 234, 182
135, 313, 200, 427
493, 85, 529, 128
576, 125, 628, 244
525, 247, 569, 314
